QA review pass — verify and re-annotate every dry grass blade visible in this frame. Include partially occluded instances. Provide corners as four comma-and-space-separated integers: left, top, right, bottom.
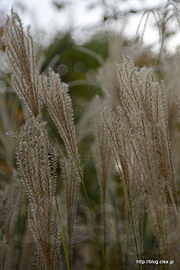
3, 10, 44, 117
16, 117, 61, 270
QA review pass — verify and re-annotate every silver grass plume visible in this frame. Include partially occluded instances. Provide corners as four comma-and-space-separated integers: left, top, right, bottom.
42, 68, 83, 180
61, 158, 79, 263
104, 56, 178, 257
16, 117, 61, 270
103, 106, 144, 256
3, 10, 44, 117
0, 183, 21, 269
117, 56, 177, 206
41, 68, 110, 268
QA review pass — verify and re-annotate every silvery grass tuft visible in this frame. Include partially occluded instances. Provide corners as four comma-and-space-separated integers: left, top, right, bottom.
42, 67, 83, 267
42, 45, 109, 270
3, 9, 44, 118
16, 117, 61, 269
42, 68, 83, 181
103, 106, 144, 260
103, 56, 179, 265
3, 10, 62, 269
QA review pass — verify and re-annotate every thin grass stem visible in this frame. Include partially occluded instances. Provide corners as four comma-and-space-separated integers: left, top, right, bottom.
108, 187, 123, 270
103, 200, 106, 260
54, 192, 70, 270
80, 177, 109, 270
129, 206, 141, 270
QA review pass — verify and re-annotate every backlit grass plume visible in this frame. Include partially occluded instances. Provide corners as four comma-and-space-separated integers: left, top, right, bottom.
16, 117, 61, 269
103, 56, 178, 261
3, 9, 44, 117
42, 53, 109, 270
42, 69, 82, 180
103, 106, 144, 260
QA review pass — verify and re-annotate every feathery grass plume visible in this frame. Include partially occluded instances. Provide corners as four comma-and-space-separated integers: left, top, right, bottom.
16, 117, 61, 269
42, 61, 109, 270
3, 10, 44, 117
0, 183, 21, 270
104, 56, 178, 260
118, 56, 177, 205
103, 107, 144, 260
61, 157, 79, 265
42, 68, 82, 180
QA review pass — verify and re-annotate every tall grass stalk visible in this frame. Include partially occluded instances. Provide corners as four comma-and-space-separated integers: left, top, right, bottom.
108, 187, 123, 270
42, 69, 110, 270
80, 174, 109, 270
54, 192, 70, 270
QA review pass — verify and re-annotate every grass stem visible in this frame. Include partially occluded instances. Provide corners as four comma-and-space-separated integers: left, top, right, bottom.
108, 187, 123, 270
54, 192, 70, 270
73, 163, 109, 270
80, 177, 109, 270
103, 200, 106, 267
130, 209, 141, 270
